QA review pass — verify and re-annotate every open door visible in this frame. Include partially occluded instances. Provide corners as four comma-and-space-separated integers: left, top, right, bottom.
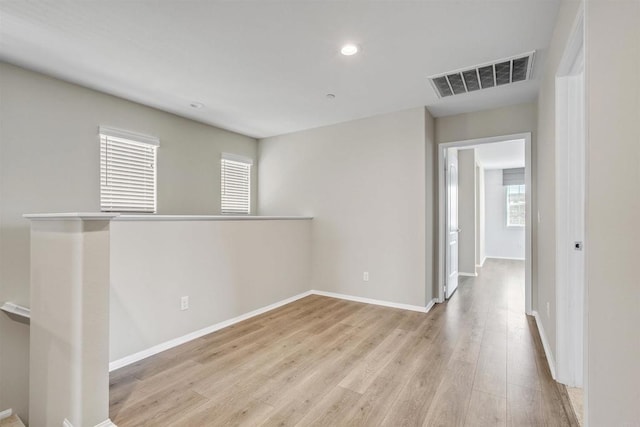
446, 148, 459, 299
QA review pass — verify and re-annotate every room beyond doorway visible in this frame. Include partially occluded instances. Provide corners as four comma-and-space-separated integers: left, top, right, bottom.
437, 133, 532, 314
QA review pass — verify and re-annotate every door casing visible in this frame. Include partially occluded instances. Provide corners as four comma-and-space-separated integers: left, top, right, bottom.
437, 133, 532, 314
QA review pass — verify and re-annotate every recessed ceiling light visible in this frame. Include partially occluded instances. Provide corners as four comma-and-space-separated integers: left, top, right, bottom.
340, 44, 359, 56
190, 102, 204, 109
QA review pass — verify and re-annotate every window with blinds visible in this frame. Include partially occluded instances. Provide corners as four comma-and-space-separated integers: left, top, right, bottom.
221, 154, 252, 214
99, 126, 158, 213
506, 184, 526, 227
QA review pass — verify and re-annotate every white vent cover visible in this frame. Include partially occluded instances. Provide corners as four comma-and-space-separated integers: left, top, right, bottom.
428, 51, 535, 98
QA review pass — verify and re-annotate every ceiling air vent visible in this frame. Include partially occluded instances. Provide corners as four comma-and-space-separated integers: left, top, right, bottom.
429, 51, 535, 98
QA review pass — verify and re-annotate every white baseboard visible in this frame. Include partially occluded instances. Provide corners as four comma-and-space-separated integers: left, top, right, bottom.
0, 409, 12, 420
532, 310, 557, 379
109, 290, 313, 371
110, 289, 438, 372
485, 256, 525, 261
458, 272, 477, 277
63, 418, 116, 427
311, 290, 436, 314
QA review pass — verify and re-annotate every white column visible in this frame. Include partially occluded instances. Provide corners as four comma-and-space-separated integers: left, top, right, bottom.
24, 213, 118, 427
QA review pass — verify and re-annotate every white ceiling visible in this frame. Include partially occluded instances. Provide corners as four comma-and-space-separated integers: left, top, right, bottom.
0, 1, 560, 138
474, 140, 525, 170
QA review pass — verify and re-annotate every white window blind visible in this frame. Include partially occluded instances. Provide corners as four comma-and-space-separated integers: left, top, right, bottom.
221, 153, 252, 214
99, 126, 158, 213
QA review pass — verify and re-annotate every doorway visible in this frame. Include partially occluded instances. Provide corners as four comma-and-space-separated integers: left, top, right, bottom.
437, 133, 533, 314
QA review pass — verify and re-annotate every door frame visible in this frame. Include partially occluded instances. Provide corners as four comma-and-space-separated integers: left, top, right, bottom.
437, 132, 533, 315
555, 4, 585, 390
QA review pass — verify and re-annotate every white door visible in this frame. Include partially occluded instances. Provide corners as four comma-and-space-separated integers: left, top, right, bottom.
446, 148, 460, 299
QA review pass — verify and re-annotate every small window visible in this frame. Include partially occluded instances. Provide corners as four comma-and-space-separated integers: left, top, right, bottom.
506, 184, 525, 227
221, 154, 252, 214
99, 126, 158, 213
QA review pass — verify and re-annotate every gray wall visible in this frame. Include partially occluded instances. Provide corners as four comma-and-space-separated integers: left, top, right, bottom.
484, 169, 525, 260
584, 1, 640, 423
0, 62, 257, 421
457, 148, 476, 275
259, 107, 435, 307
110, 219, 311, 362
435, 102, 537, 298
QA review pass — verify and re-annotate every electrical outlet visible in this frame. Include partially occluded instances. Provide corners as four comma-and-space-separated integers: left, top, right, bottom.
363, 272, 369, 282
546, 301, 550, 318
181, 296, 189, 311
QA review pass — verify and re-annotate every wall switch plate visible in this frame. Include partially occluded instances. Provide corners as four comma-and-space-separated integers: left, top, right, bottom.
363, 272, 369, 282
181, 296, 189, 311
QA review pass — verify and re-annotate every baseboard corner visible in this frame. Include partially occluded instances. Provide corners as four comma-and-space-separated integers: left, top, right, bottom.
0, 408, 13, 420
310, 290, 431, 313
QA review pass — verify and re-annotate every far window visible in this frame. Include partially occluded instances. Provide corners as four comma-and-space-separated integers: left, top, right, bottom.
506, 184, 525, 227
99, 126, 158, 213
221, 154, 252, 214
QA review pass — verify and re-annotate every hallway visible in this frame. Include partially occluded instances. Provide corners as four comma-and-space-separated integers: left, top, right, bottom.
110, 259, 578, 426
449, 258, 577, 425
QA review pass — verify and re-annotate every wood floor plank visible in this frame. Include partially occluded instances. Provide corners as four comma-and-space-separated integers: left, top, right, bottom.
380, 327, 454, 426
423, 360, 477, 426
338, 327, 412, 394
110, 260, 576, 427
112, 389, 208, 427
507, 383, 544, 427
172, 375, 275, 427
293, 386, 362, 427
473, 327, 508, 399
464, 390, 507, 427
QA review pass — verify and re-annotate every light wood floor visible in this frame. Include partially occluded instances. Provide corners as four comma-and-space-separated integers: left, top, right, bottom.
110, 259, 578, 426
0, 415, 26, 427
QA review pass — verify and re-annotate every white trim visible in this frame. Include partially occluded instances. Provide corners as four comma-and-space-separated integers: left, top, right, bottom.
533, 310, 557, 379
458, 272, 478, 277
221, 152, 254, 165
62, 418, 116, 427
0, 302, 30, 320
0, 409, 12, 420
311, 290, 436, 314
98, 126, 159, 147
485, 256, 525, 261
437, 133, 533, 314
114, 215, 312, 222
424, 298, 436, 313
109, 291, 313, 371
555, 3, 586, 391
23, 212, 120, 221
